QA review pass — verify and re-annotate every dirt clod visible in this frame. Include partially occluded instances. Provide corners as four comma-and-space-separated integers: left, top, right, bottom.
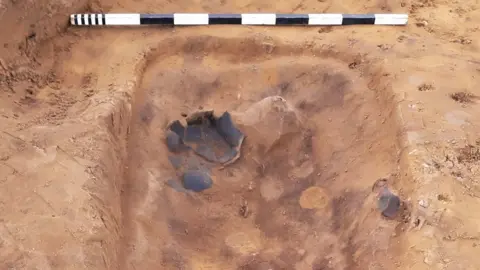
450, 91, 478, 103
239, 202, 249, 218
372, 178, 389, 193
418, 83, 434, 91
457, 144, 480, 163
348, 61, 359, 69
437, 194, 450, 201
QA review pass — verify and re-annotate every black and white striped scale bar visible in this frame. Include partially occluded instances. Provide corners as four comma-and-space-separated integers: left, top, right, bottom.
70, 13, 408, 26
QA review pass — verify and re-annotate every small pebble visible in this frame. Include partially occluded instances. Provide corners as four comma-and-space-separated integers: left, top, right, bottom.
182, 170, 213, 192
419, 199, 429, 208
445, 160, 454, 168
423, 252, 434, 266
416, 21, 428, 27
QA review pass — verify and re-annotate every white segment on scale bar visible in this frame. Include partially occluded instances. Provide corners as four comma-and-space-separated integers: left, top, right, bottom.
374, 14, 408, 25
76, 14, 82, 25
308, 14, 343, 25
104, 14, 141, 25
174, 13, 209, 25
83, 14, 90, 25
241, 14, 276, 25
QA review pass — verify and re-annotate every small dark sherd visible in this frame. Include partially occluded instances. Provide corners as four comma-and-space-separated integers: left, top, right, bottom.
182, 170, 213, 192
166, 131, 183, 152
168, 120, 186, 138
167, 155, 184, 169
377, 188, 401, 218
215, 111, 245, 147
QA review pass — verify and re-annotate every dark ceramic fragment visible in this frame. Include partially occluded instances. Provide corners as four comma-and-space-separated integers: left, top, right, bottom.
215, 111, 245, 147
166, 131, 182, 152
166, 110, 245, 166
168, 155, 184, 169
377, 187, 401, 218
182, 170, 213, 192
169, 120, 185, 138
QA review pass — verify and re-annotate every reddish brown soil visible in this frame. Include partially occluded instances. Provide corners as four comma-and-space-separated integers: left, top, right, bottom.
1, 0, 480, 269
123, 42, 401, 269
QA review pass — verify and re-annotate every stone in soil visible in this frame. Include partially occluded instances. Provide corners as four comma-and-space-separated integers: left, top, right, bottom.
182, 170, 213, 192
377, 187, 401, 218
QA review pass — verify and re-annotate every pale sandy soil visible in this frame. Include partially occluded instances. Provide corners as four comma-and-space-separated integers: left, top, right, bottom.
0, 0, 480, 269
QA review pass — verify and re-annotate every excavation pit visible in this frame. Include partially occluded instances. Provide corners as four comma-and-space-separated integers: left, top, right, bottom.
122, 36, 404, 269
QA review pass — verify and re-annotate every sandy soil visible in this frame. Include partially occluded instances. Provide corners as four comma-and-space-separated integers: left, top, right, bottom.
1, 0, 480, 269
